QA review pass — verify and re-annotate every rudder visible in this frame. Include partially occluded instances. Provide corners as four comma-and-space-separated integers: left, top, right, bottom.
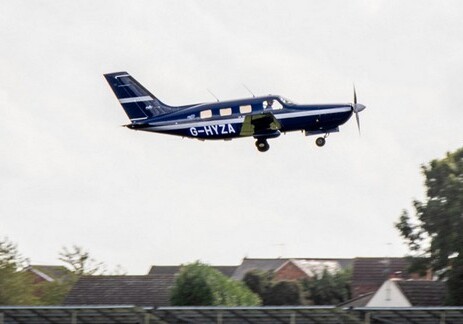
104, 72, 176, 121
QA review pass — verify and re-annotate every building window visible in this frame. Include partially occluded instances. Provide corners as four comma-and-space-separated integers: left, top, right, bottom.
200, 110, 212, 119
240, 105, 252, 114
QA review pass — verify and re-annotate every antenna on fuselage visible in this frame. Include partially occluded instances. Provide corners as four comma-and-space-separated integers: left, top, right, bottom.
242, 84, 256, 98
207, 89, 220, 102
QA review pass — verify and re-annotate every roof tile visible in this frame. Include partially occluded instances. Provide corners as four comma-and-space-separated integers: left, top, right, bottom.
64, 275, 175, 307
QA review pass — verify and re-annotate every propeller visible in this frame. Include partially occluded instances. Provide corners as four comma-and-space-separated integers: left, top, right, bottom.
352, 85, 366, 134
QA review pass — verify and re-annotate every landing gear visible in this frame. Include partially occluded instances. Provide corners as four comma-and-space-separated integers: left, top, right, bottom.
255, 139, 270, 152
316, 133, 330, 147
307, 130, 336, 147
315, 137, 326, 147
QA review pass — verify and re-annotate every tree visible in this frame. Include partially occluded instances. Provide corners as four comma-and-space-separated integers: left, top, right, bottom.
396, 147, 463, 304
0, 238, 37, 305
265, 280, 302, 305
170, 261, 261, 306
301, 269, 351, 305
243, 269, 351, 306
243, 270, 303, 305
37, 280, 73, 305
59, 245, 106, 276
31, 245, 107, 305
242, 270, 273, 298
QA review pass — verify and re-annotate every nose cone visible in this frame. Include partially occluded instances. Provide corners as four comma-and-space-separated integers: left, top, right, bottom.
353, 103, 366, 113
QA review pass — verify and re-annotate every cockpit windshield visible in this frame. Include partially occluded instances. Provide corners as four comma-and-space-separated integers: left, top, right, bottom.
279, 96, 293, 105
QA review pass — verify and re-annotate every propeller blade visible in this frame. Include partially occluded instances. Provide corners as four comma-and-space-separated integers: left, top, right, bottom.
353, 84, 361, 135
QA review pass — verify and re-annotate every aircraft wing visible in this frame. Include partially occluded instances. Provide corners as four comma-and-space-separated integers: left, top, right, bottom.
240, 113, 281, 137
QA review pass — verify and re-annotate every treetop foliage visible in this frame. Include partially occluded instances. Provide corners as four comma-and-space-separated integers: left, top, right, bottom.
396, 147, 463, 305
170, 261, 261, 306
0, 237, 36, 305
0, 239, 108, 305
302, 268, 351, 305
59, 245, 106, 276
0, 237, 29, 271
243, 268, 351, 306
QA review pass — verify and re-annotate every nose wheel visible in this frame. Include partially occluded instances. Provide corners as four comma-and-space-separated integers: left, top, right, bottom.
315, 137, 326, 147
255, 139, 270, 152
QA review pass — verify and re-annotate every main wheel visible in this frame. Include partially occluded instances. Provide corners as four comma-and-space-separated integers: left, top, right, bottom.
315, 137, 326, 147
255, 139, 270, 152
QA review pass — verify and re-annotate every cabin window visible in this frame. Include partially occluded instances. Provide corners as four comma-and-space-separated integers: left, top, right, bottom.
240, 105, 252, 114
220, 108, 232, 116
200, 110, 212, 119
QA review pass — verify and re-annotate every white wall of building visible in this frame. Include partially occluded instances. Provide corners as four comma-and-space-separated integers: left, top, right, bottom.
366, 279, 411, 307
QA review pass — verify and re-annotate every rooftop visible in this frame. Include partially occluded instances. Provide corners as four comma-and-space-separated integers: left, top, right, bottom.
232, 258, 353, 280
397, 280, 447, 306
64, 275, 175, 307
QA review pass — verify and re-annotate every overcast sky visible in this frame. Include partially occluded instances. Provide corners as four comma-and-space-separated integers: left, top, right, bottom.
1, 1, 462, 274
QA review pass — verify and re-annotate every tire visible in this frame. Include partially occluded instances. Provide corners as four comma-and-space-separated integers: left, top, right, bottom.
256, 139, 270, 152
315, 137, 326, 147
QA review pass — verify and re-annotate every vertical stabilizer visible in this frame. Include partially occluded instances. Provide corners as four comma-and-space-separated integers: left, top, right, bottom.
104, 72, 177, 121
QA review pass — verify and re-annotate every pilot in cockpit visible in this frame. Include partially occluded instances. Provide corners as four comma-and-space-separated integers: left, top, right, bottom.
265, 99, 274, 109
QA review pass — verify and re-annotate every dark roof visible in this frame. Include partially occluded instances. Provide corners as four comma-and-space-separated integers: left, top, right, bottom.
148, 265, 237, 277
63, 275, 175, 307
215, 266, 239, 277
352, 258, 410, 284
28, 265, 73, 282
337, 293, 374, 308
397, 280, 447, 306
148, 266, 181, 275
232, 258, 353, 281
231, 259, 287, 280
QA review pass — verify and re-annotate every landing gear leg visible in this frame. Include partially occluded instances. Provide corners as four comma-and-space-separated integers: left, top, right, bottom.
255, 139, 270, 152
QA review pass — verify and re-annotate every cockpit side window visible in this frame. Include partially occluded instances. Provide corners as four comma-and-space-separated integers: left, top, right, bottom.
263, 99, 283, 110
279, 97, 293, 105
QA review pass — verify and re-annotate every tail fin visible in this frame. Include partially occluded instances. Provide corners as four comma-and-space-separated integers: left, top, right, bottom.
104, 72, 177, 121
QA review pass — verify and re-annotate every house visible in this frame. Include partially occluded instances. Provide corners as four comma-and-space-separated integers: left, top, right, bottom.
63, 274, 175, 307
366, 279, 446, 307
337, 292, 375, 308
351, 257, 431, 298
64, 265, 238, 307
26, 265, 72, 284
231, 258, 353, 281
274, 259, 343, 281
148, 265, 237, 277
231, 258, 287, 280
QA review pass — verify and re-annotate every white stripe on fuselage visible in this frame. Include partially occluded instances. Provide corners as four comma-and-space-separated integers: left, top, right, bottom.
148, 117, 245, 131
119, 96, 153, 104
146, 106, 351, 131
276, 106, 351, 119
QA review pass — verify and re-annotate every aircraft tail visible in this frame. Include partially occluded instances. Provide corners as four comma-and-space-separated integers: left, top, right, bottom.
104, 72, 177, 121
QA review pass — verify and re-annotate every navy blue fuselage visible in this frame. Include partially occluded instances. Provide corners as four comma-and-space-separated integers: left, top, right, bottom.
104, 72, 364, 148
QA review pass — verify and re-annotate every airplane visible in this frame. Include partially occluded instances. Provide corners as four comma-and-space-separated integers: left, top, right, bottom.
104, 72, 366, 152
